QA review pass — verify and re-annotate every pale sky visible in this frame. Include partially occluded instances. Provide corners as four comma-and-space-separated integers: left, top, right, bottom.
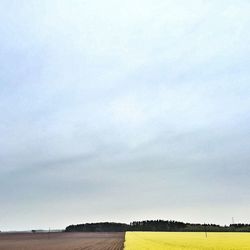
0, 0, 250, 231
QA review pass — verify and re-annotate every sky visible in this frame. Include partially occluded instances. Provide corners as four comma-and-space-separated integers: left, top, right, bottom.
0, 0, 250, 231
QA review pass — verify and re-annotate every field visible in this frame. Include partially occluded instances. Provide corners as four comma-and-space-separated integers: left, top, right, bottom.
0, 232, 125, 250
124, 232, 250, 250
1, 231, 250, 250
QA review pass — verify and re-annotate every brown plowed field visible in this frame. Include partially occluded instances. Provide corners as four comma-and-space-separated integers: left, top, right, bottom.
0, 232, 125, 250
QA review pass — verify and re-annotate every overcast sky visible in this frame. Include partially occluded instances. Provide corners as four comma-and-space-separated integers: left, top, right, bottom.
0, 0, 250, 231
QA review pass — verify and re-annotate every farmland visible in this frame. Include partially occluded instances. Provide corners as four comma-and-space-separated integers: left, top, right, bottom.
0, 232, 125, 250
1, 231, 250, 250
124, 232, 250, 250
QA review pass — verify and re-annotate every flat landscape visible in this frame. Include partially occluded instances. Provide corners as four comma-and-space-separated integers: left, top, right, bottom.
1, 231, 250, 250
124, 232, 250, 250
0, 232, 125, 250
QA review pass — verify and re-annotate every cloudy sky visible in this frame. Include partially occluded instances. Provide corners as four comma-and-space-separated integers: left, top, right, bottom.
0, 0, 250, 231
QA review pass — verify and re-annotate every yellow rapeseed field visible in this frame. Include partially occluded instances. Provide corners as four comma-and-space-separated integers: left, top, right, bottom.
124, 232, 250, 250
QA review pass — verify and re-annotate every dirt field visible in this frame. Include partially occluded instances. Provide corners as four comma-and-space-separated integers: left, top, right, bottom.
0, 232, 125, 250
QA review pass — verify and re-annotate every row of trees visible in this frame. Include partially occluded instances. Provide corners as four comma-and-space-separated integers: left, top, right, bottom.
65, 220, 250, 232
65, 222, 128, 232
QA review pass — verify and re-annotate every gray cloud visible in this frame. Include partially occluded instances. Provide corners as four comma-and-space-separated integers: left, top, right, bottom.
0, 0, 250, 230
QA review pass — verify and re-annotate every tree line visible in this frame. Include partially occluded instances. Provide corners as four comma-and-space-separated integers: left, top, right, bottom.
65, 220, 250, 232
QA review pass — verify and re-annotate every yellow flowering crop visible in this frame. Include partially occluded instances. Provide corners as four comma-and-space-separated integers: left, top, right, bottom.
124, 232, 250, 250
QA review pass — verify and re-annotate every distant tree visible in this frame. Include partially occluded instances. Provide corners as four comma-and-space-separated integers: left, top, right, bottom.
65, 220, 250, 232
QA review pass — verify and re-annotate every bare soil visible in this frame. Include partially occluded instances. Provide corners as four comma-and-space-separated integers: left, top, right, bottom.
0, 232, 125, 250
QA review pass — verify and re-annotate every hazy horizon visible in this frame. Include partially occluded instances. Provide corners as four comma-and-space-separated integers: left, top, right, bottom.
1, 0, 250, 231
